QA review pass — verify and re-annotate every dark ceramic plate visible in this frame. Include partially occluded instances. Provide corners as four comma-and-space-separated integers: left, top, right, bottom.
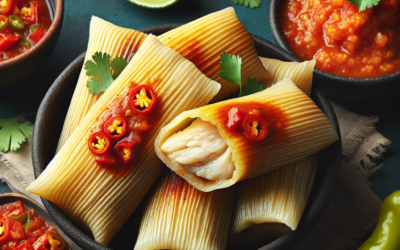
0, 193, 81, 249
270, 0, 400, 100
32, 24, 342, 250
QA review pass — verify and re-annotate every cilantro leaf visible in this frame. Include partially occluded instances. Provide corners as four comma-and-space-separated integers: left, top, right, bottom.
349, 0, 380, 11
219, 52, 243, 96
85, 52, 115, 95
111, 57, 128, 80
242, 78, 263, 96
0, 113, 34, 153
231, 0, 262, 8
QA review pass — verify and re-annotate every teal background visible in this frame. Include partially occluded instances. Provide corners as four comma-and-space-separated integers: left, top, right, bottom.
0, 0, 399, 199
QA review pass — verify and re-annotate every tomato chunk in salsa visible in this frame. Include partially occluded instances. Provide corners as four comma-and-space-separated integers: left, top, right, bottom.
282, 0, 400, 78
0, 200, 67, 250
0, 0, 51, 62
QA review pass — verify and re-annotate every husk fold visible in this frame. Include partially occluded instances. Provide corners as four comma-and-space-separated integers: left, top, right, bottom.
155, 78, 338, 192
134, 170, 236, 250
27, 35, 220, 246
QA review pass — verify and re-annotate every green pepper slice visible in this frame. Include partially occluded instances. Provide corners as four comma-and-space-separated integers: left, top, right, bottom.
21, 39, 31, 48
22, 220, 32, 230
9, 212, 27, 222
0, 15, 8, 32
8, 15, 25, 33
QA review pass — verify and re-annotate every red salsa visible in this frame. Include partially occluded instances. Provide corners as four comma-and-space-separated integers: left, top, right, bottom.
0, 200, 67, 250
0, 0, 52, 61
87, 82, 158, 171
282, 0, 400, 78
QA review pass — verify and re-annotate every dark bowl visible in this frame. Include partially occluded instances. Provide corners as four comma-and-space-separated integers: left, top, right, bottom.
0, 0, 64, 89
270, 0, 400, 100
32, 24, 342, 250
0, 193, 81, 249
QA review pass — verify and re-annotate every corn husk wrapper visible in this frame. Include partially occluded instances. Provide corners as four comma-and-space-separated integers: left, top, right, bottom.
134, 170, 236, 250
56, 17, 148, 152
158, 7, 270, 102
229, 154, 318, 244
27, 35, 221, 246
56, 8, 269, 151
229, 58, 318, 244
155, 78, 338, 192
260, 58, 316, 96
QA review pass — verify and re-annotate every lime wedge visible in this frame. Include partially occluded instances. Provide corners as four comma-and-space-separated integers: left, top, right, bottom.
128, 0, 180, 8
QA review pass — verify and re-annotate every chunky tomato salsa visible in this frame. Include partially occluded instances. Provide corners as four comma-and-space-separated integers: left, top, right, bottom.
0, 200, 67, 250
282, 0, 400, 78
0, 0, 52, 62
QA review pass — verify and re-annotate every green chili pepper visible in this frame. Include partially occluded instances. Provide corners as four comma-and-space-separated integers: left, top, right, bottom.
22, 220, 33, 230
21, 39, 31, 48
358, 190, 400, 250
30, 25, 36, 33
8, 15, 25, 33
9, 212, 27, 222
0, 15, 8, 32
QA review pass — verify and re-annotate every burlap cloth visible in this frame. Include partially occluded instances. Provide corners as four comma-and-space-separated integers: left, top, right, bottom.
0, 102, 391, 250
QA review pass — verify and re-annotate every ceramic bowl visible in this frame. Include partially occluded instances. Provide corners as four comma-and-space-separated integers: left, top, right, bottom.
0, 193, 81, 249
32, 24, 342, 250
0, 0, 64, 89
270, 0, 400, 100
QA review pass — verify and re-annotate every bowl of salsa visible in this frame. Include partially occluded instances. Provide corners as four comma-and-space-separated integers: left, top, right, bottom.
0, 193, 78, 250
0, 0, 63, 89
270, 0, 400, 100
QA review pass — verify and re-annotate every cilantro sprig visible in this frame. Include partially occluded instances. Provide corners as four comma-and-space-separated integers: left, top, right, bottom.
231, 0, 262, 9
0, 113, 34, 153
219, 52, 263, 97
84, 52, 128, 95
349, 0, 380, 11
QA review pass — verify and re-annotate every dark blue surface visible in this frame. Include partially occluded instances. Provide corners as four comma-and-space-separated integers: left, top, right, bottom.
0, 0, 398, 199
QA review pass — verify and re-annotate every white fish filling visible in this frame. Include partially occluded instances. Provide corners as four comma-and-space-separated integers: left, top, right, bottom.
161, 118, 234, 181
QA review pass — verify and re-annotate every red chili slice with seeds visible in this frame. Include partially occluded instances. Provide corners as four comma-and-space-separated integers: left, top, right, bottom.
88, 132, 111, 155
128, 85, 157, 114
242, 114, 268, 142
115, 140, 137, 164
104, 116, 128, 140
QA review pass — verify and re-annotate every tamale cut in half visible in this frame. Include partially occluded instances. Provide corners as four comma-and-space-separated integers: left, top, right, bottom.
155, 78, 338, 192
56, 8, 270, 152
27, 35, 221, 246
56, 16, 148, 152
134, 170, 237, 250
229, 58, 319, 244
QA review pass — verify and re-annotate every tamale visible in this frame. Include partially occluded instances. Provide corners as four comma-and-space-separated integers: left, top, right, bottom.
229, 58, 319, 244
56, 17, 148, 152
134, 170, 236, 250
27, 35, 220, 246
229, 154, 318, 244
155, 78, 338, 192
56, 9, 270, 151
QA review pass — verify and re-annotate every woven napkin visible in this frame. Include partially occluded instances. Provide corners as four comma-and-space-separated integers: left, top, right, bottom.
0, 102, 391, 250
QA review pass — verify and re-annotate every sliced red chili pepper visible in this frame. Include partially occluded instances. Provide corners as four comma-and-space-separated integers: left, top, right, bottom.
95, 152, 117, 166
242, 113, 268, 142
227, 107, 243, 130
0, 218, 25, 244
14, 243, 34, 250
128, 85, 157, 114
26, 217, 46, 239
1, 200, 25, 218
0, 33, 19, 52
0, 15, 8, 32
103, 116, 128, 140
115, 140, 137, 164
0, 0, 14, 15
20, 1, 41, 24
28, 29, 43, 43
32, 231, 66, 250
88, 132, 111, 156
